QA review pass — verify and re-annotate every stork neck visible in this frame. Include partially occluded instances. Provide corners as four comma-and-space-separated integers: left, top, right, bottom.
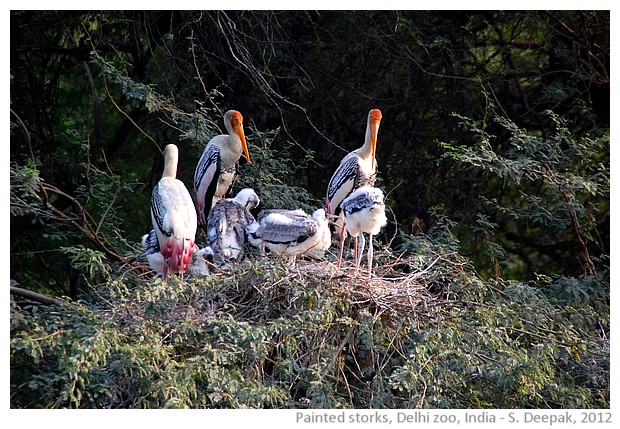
227, 133, 244, 156
359, 122, 377, 161
163, 145, 178, 179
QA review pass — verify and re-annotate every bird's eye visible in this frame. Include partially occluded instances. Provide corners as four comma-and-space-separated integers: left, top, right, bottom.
232, 112, 243, 124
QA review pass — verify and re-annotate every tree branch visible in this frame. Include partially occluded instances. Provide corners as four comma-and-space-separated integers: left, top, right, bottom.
544, 164, 596, 276
10, 283, 66, 306
37, 181, 149, 274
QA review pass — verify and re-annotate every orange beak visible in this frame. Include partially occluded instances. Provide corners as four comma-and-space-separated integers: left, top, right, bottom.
232, 112, 251, 165
369, 109, 382, 169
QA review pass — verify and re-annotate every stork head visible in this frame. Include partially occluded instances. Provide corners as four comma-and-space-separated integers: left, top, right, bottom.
227, 110, 251, 165
368, 109, 382, 169
235, 188, 260, 210
369, 109, 382, 123
312, 208, 327, 223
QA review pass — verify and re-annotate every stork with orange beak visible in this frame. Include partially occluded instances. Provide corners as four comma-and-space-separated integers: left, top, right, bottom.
325, 108, 382, 267
194, 110, 252, 226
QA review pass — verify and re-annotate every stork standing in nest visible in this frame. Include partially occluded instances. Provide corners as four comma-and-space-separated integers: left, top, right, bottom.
326, 108, 382, 267
340, 186, 387, 278
248, 208, 331, 266
194, 110, 252, 226
206, 188, 260, 265
151, 144, 198, 282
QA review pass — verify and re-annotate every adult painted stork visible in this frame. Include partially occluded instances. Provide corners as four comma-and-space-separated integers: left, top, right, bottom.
194, 110, 252, 226
141, 229, 213, 277
340, 186, 387, 278
248, 208, 331, 266
206, 188, 260, 265
151, 144, 198, 282
325, 108, 382, 266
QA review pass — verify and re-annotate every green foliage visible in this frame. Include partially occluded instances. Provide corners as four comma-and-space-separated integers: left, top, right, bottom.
384, 266, 608, 408
10, 11, 609, 410
439, 107, 608, 278
10, 147, 144, 296
11, 229, 609, 408
10, 163, 43, 221
235, 127, 317, 212
93, 50, 316, 214
94, 51, 223, 141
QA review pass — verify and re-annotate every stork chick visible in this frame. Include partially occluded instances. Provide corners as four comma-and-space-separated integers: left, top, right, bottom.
206, 188, 260, 265
248, 208, 331, 266
340, 186, 387, 278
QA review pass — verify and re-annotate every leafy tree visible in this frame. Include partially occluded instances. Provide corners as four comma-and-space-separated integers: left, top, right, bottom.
10, 10, 609, 409
439, 107, 608, 278
11, 221, 609, 408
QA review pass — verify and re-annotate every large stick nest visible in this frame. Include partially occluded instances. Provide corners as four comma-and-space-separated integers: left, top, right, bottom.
161, 244, 470, 325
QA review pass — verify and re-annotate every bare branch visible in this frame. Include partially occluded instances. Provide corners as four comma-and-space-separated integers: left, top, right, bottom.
11, 283, 66, 306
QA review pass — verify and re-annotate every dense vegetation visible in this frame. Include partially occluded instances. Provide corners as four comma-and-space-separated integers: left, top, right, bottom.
10, 11, 609, 409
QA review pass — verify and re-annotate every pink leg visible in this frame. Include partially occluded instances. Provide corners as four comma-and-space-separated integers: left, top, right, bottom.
353, 235, 359, 269
367, 236, 373, 279
337, 221, 348, 269
163, 260, 169, 283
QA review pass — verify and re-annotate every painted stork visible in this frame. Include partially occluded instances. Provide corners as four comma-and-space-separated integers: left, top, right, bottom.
206, 188, 260, 265
248, 208, 331, 266
151, 144, 198, 282
325, 108, 382, 266
340, 186, 387, 278
194, 110, 252, 226
248, 208, 307, 255
141, 229, 213, 277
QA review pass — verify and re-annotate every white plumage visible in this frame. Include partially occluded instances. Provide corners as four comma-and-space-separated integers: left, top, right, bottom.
187, 246, 214, 277
151, 144, 198, 282
141, 229, 213, 277
206, 188, 260, 265
340, 186, 387, 278
248, 208, 331, 266
194, 110, 252, 226
325, 109, 382, 267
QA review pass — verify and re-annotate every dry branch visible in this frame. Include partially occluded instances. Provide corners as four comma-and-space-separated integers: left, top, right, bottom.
10, 283, 66, 306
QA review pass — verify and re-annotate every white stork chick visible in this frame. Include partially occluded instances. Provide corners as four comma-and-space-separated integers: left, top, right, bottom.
141, 229, 165, 276
194, 110, 252, 226
325, 109, 382, 266
151, 144, 198, 282
187, 246, 214, 277
340, 186, 387, 278
141, 229, 213, 277
248, 208, 331, 266
206, 188, 260, 265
